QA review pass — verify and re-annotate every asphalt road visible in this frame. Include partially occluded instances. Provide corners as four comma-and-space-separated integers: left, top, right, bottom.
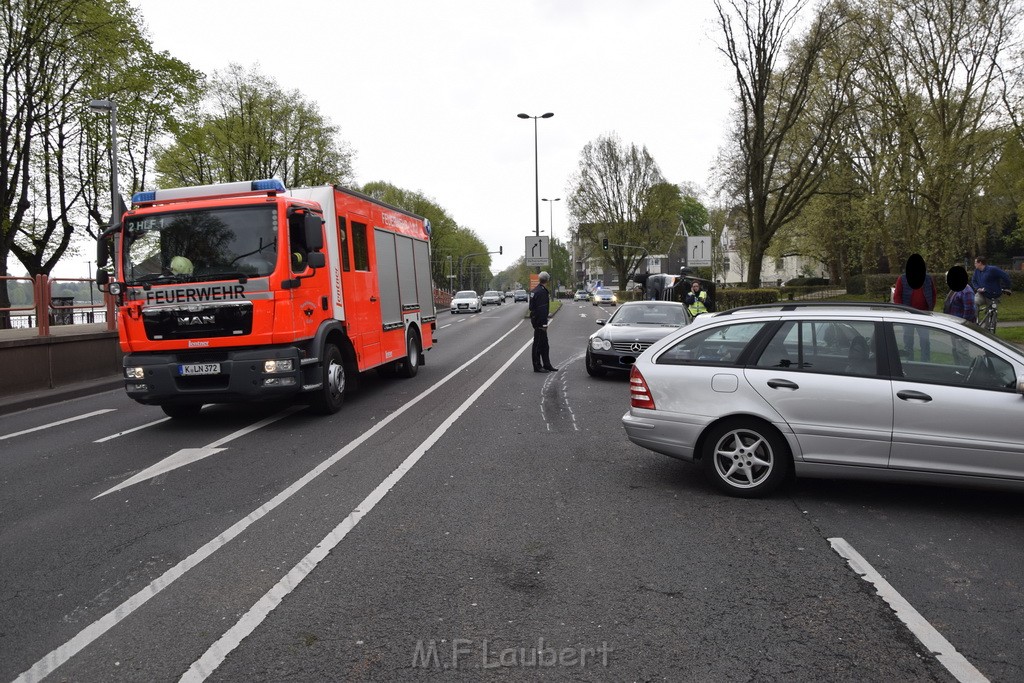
1, 299, 1020, 681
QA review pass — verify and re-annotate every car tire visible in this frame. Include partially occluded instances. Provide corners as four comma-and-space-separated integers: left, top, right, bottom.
701, 419, 790, 498
160, 404, 202, 419
397, 329, 421, 379
311, 343, 345, 414
585, 349, 606, 377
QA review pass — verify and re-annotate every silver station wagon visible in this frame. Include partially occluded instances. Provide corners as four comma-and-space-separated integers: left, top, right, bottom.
622, 302, 1024, 497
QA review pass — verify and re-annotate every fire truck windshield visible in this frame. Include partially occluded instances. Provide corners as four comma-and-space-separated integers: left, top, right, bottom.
123, 206, 278, 284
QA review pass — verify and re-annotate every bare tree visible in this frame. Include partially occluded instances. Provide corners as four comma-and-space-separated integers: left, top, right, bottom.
715, 0, 856, 286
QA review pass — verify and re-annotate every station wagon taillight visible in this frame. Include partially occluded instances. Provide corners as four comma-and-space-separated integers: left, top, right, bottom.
629, 366, 656, 410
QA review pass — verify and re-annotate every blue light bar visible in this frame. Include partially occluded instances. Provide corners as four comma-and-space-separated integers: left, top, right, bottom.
251, 179, 286, 192
132, 191, 156, 203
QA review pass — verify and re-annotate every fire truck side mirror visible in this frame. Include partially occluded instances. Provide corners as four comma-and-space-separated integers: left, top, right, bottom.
97, 233, 112, 268
96, 269, 110, 287
307, 252, 326, 269
303, 212, 324, 251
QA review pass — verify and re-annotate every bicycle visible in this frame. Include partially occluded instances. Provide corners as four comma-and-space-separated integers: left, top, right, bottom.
977, 289, 1011, 333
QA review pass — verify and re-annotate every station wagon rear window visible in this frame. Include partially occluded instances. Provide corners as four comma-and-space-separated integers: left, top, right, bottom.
658, 322, 767, 366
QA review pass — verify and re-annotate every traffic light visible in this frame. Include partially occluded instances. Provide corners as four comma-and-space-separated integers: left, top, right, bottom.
602, 238, 609, 250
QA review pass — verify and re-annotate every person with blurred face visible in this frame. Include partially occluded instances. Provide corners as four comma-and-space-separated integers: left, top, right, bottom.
893, 254, 935, 361
530, 271, 557, 373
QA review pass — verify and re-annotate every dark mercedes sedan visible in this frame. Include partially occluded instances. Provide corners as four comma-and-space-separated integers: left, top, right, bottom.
586, 301, 690, 377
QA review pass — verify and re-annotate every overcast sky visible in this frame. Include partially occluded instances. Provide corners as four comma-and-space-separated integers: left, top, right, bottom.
49, 0, 738, 277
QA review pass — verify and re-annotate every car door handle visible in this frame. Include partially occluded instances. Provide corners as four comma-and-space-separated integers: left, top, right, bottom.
897, 390, 932, 402
767, 379, 799, 390
370, 296, 378, 302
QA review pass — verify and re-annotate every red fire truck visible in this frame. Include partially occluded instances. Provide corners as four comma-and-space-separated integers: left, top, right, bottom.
97, 179, 435, 418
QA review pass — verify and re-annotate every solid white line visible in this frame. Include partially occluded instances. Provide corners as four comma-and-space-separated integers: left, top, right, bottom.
14, 320, 527, 683
180, 334, 534, 682
828, 537, 989, 683
0, 409, 116, 442
94, 418, 171, 443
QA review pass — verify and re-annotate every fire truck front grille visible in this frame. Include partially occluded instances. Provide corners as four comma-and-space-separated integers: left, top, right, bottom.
143, 302, 253, 340
174, 375, 230, 391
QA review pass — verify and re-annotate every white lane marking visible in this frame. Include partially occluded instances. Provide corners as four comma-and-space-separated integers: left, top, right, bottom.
0, 410, 116, 442
181, 334, 534, 682
829, 538, 988, 683
94, 418, 171, 443
93, 406, 305, 499
439, 323, 452, 329
15, 320, 527, 683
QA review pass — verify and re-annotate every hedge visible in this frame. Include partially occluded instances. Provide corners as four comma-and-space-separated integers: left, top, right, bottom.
715, 288, 780, 310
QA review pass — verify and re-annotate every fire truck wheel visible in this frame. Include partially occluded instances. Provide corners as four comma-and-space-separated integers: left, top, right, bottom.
161, 404, 203, 419
312, 343, 345, 414
398, 329, 421, 379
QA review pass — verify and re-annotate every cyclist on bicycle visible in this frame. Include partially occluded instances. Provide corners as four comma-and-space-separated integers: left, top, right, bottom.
971, 256, 1011, 314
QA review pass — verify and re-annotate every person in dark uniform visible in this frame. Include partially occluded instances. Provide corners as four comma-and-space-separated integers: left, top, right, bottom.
530, 271, 558, 373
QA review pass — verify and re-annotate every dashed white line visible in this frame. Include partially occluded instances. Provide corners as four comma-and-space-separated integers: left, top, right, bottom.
94, 417, 171, 443
829, 537, 988, 683
0, 409, 116, 442
14, 320, 528, 683
93, 406, 304, 499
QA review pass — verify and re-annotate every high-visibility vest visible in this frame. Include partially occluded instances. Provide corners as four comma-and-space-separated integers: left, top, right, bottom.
687, 290, 708, 316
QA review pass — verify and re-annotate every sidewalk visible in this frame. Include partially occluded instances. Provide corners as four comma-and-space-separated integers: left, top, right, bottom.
0, 374, 123, 417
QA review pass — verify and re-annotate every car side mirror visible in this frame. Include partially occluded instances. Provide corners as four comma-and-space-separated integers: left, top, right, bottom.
1017, 375, 1024, 395
596, 319, 606, 325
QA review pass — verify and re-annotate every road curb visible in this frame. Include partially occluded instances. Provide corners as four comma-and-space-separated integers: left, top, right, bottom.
0, 376, 123, 416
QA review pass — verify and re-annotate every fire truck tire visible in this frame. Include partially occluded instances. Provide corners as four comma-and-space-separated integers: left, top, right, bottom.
311, 343, 345, 414
398, 329, 421, 379
161, 404, 203, 419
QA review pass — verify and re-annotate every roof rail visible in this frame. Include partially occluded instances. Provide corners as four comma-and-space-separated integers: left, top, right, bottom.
714, 301, 931, 316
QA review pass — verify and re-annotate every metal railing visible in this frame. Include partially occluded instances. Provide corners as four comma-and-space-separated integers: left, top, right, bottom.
1, 274, 116, 336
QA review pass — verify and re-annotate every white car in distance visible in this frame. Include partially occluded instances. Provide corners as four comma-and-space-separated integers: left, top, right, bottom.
451, 290, 482, 314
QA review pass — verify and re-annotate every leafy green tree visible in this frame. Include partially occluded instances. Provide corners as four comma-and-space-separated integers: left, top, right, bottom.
156, 63, 354, 188
568, 133, 679, 286
847, 0, 1015, 270
714, 0, 856, 286
0, 0, 198, 327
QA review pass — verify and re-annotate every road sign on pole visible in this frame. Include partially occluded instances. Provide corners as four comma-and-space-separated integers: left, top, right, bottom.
686, 236, 711, 266
525, 235, 550, 266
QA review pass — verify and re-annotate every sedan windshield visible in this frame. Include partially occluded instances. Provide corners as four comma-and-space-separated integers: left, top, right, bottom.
455, 291, 477, 299
123, 206, 278, 284
610, 304, 686, 326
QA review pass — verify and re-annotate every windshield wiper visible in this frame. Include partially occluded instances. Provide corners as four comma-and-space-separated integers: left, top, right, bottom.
128, 273, 189, 286
191, 271, 249, 283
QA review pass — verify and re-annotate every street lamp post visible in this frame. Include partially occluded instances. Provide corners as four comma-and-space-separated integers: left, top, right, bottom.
517, 112, 554, 237
541, 197, 561, 242
88, 99, 120, 230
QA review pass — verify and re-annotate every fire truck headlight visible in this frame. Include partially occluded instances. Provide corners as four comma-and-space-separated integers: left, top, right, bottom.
263, 359, 294, 373
125, 366, 145, 379
109, 282, 123, 295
